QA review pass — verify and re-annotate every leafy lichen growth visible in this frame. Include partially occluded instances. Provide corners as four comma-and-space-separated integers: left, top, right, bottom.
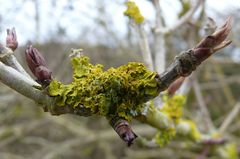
147, 94, 202, 145
224, 143, 238, 159
161, 94, 186, 122
176, 119, 201, 141
154, 128, 176, 147
48, 56, 159, 121
124, 1, 144, 24
219, 143, 239, 159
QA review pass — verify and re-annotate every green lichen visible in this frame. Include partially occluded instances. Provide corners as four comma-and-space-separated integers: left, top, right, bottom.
176, 119, 201, 141
161, 94, 186, 122
124, 1, 144, 24
48, 56, 159, 121
154, 128, 176, 147
225, 143, 238, 159
148, 94, 202, 145
146, 102, 174, 129
219, 143, 239, 159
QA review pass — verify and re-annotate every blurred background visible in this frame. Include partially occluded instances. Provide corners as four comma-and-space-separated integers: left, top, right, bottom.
0, 0, 240, 159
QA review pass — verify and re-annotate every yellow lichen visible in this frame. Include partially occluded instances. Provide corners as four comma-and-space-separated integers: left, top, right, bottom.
124, 1, 144, 24
225, 143, 238, 159
146, 102, 174, 129
154, 128, 176, 147
48, 56, 159, 121
176, 119, 201, 141
161, 94, 186, 122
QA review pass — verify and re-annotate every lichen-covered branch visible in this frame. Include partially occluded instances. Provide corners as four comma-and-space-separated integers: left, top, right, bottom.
0, 18, 232, 146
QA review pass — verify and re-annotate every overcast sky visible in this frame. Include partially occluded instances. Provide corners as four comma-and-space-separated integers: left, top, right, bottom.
0, 0, 239, 45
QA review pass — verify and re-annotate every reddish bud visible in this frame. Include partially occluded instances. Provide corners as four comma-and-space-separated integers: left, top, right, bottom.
193, 48, 212, 62
6, 27, 18, 51
25, 45, 52, 86
111, 118, 137, 146
192, 17, 232, 65
34, 66, 52, 85
167, 77, 185, 95
196, 17, 232, 51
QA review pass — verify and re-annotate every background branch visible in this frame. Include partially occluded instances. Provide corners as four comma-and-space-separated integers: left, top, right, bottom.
155, 0, 203, 34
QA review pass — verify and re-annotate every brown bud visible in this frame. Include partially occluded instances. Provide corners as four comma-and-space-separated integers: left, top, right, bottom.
196, 17, 232, 51
111, 118, 137, 146
6, 27, 18, 51
25, 45, 52, 86
193, 48, 212, 62
34, 66, 52, 85
167, 77, 185, 95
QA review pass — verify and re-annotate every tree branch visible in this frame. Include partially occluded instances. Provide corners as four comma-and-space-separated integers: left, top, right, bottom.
0, 46, 31, 77
0, 61, 46, 103
155, 17, 232, 92
152, 0, 166, 74
0, 17, 232, 146
219, 102, 240, 134
155, 0, 203, 34
135, 24, 154, 71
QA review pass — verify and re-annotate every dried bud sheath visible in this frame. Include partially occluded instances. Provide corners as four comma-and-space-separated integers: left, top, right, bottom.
110, 117, 137, 146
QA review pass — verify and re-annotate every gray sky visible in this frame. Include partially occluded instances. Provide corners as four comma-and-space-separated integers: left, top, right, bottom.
0, 0, 239, 45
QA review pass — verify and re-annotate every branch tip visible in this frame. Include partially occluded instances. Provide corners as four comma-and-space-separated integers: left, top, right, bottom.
196, 17, 232, 51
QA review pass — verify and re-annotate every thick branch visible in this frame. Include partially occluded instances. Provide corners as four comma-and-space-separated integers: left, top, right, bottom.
0, 60, 92, 117
0, 61, 46, 103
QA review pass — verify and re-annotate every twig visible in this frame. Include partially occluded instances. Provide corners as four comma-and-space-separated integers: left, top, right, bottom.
135, 24, 154, 71
193, 77, 215, 132
0, 46, 33, 79
152, 0, 166, 74
212, 61, 236, 106
155, 17, 232, 92
219, 102, 240, 134
200, 75, 240, 90
155, 0, 203, 34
